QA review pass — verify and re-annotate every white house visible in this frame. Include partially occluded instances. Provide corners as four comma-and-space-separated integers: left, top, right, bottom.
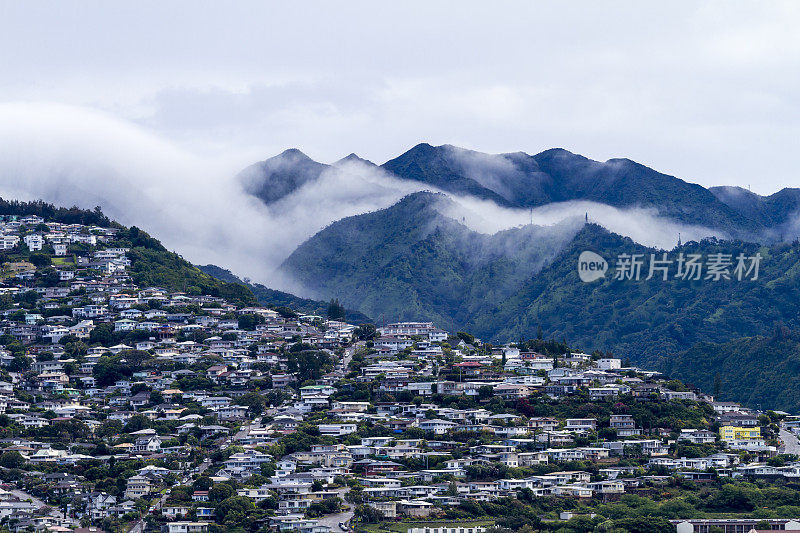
417, 419, 458, 435
23, 234, 44, 251
597, 358, 621, 370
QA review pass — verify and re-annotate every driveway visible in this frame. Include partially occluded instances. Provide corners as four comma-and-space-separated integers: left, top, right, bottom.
780, 425, 800, 455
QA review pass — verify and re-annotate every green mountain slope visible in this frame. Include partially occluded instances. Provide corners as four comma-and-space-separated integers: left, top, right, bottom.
476, 225, 800, 358
121, 242, 256, 306
198, 264, 372, 323
664, 331, 800, 412
282, 195, 800, 366
281, 191, 585, 331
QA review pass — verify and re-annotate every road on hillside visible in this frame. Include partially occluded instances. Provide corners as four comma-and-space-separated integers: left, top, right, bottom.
313, 487, 354, 532
780, 425, 800, 455
316, 509, 354, 532
10, 488, 77, 527
342, 342, 361, 370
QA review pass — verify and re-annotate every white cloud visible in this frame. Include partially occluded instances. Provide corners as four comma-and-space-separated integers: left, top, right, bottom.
436, 195, 723, 250
0, 102, 275, 279
0, 103, 422, 292
0, 101, 731, 300
1, 2, 799, 195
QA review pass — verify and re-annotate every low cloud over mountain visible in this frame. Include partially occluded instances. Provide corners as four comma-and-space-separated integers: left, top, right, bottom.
0, 103, 794, 305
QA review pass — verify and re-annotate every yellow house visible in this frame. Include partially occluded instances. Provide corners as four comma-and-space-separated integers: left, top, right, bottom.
719, 425, 760, 441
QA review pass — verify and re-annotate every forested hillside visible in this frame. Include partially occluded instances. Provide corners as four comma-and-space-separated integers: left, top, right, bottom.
281, 191, 583, 330
199, 264, 372, 323
474, 225, 792, 355
283, 202, 800, 383
664, 330, 800, 412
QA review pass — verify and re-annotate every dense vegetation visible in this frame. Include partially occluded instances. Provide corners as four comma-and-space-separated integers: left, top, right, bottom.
480, 225, 800, 363
0, 197, 112, 226
281, 206, 800, 410
281, 199, 800, 360
664, 329, 800, 412
102, 227, 256, 306
198, 264, 371, 322
282, 191, 582, 331
125, 245, 255, 306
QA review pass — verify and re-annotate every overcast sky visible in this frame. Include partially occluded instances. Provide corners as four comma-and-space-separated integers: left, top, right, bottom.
2, 0, 799, 195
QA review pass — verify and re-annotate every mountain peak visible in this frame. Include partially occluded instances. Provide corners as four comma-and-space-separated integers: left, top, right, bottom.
534, 147, 579, 158
389, 142, 440, 161
410, 142, 436, 151
334, 153, 376, 167
276, 148, 315, 161
238, 148, 328, 205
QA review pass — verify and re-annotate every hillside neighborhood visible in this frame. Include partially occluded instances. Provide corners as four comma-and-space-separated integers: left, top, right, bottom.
0, 212, 797, 533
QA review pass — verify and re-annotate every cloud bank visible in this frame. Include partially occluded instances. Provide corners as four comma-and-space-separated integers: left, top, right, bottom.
0, 103, 424, 291
436, 195, 726, 250
0, 102, 728, 296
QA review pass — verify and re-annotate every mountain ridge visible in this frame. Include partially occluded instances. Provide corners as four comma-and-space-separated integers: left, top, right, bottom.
281, 190, 587, 331
198, 264, 372, 323
241, 142, 796, 237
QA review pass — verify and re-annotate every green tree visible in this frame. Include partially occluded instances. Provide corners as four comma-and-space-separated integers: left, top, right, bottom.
215, 496, 254, 524
89, 323, 116, 346
236, 392, 265, 415
354, 504, 384, 523
327, 298, 346, 320
97, 420, 124, 440
209, 483, 234, 502
0, 451, 25, 469
29, 253, 51, 267
238, 314, 264, 331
